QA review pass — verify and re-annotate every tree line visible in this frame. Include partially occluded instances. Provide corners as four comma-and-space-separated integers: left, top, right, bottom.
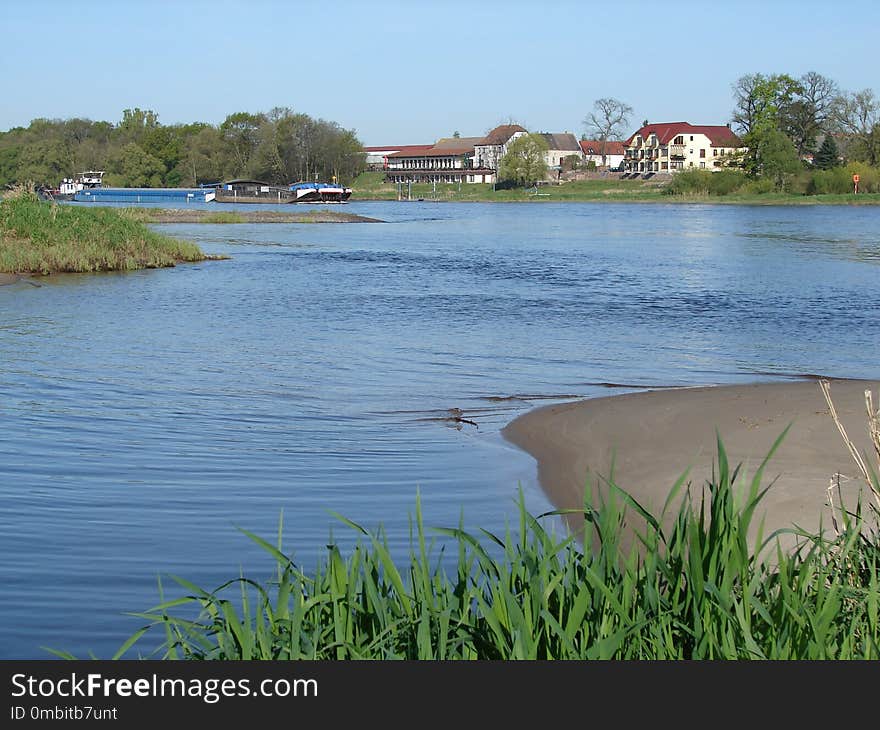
730, 71, 879, 187
0, 107, 365, 188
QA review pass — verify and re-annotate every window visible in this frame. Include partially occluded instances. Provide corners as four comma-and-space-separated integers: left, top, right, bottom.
674, 136, 684, 145
713, 149, 718, 156
699, 162, 705, 168
689, 135, 694, 141
699, 149, 706, 158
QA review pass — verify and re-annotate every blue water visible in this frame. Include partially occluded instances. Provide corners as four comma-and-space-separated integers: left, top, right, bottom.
1, 201, 879, 658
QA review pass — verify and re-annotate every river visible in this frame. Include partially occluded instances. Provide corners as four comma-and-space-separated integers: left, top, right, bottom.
1, 200, 878, 658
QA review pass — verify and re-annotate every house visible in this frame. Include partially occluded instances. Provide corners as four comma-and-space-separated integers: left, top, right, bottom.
538, 133, 583, 173
622, 122, 742, 174
579, 139, 626, 170
473, 124, 527, 178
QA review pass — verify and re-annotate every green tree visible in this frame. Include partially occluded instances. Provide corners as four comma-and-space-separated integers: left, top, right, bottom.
116, 108, 159, 145
814, 136, 840, 169
754, 128, 802, 190
732, 73, 805, 176
107, 143, 164, 187
731, 73, 801, 136
141, 126, 182, 183
15, 139, 67, 185
498, 133, 549, 185
219, 111, 266, 176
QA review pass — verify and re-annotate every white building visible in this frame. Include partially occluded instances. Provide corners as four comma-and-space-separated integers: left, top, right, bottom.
362, 145, 432, 171
579, 139, 626, 170
384, 137, 493, 183
473, 125, 527, 178
539, 133, 583, 174
622, 122, 743, 174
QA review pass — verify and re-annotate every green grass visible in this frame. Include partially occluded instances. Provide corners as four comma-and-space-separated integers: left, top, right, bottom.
351, 171, 880, 205
95, 434, 880, 660
200, 212, 246, 224
0, 191, 207, 274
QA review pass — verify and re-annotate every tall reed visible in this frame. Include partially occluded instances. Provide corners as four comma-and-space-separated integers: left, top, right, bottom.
87, 430, 878, 661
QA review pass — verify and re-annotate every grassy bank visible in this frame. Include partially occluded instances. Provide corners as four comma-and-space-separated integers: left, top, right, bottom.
350, 171, 880, 205
0, 191, 209, 274
97, 427, 880, 660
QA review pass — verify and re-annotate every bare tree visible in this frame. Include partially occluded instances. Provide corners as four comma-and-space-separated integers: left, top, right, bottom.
833, 88, 880, 165
584, 98, 633, 167
783, 71, 840, 155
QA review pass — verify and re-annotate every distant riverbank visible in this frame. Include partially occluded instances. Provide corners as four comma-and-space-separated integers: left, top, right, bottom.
350, 172, 880, 206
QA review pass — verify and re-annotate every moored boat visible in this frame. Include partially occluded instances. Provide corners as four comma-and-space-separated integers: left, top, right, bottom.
50, 171, 106, 201
212, 179, 296, 203
289, 180, 352, 203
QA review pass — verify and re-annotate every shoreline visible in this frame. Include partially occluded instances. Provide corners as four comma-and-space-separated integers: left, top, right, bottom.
502, 379, 879, 541
349, 195, 880, 206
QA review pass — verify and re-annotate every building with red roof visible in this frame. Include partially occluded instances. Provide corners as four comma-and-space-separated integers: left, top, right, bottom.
580, 139, 626, 170
382, 125, 534, 185
622, 122, 743, 174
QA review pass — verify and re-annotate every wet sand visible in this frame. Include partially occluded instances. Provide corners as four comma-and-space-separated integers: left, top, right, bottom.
503, 379, 879, 540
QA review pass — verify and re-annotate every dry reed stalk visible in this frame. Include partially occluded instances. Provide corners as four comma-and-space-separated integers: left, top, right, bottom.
819, 379, 880, 513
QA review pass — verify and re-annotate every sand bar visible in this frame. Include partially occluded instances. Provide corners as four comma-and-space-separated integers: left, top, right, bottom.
503, 379, 879, 540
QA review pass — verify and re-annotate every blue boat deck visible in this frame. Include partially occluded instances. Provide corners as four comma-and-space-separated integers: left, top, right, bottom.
74, 187, 214, 203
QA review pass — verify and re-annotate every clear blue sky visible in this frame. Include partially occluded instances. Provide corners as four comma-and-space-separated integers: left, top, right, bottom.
2, 0, 878, 145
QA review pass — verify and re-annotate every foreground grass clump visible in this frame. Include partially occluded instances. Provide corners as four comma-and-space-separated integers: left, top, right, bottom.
0, 190, 207, 274
108, 434, 879, 660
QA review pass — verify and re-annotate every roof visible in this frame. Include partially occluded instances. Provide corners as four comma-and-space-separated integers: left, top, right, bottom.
539, 133, 581, 152
387, 137, 482, 158
624, 122, 742, 147
478, 124, 527, 146
364, 144, 433, 155
222, 179, 272, 185
580, 139, 626, 156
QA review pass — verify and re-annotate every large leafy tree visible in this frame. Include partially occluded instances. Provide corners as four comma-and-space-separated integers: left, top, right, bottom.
219, 111, 267, 176
498, 133, 549, 185
732, 73, 803, 175
107, 143, 165, 187
754, 128, 802, 190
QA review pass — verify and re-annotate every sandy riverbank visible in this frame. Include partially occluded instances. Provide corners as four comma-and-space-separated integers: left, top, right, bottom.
503, 379, 879, 541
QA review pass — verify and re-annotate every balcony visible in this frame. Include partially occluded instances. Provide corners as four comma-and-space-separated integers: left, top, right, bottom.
670, 144, 686, 159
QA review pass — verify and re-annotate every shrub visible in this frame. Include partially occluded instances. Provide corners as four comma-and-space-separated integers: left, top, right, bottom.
665, 169, 746, 196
